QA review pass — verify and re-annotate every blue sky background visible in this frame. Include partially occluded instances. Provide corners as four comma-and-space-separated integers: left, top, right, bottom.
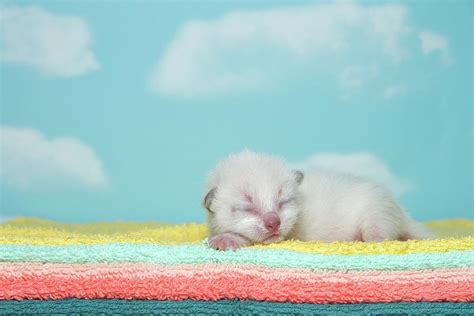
1, 0, 472, 223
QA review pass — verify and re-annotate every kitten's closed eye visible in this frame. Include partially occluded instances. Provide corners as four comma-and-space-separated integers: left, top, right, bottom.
244, 207, 256, 213
237, 204, 257, 214
278, 198, 294, 210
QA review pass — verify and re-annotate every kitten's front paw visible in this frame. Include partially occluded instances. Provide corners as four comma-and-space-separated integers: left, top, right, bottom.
209, 233, 245, 251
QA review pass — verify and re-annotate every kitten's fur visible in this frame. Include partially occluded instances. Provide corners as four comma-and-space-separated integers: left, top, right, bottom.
203, 150, 430, 250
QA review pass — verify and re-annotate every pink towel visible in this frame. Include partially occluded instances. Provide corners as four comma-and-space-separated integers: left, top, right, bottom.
1, 263, 473, 303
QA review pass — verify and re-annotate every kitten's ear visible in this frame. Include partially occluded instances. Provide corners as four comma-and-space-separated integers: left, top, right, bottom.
203, 187, 217, 213
294, 171, 304, 185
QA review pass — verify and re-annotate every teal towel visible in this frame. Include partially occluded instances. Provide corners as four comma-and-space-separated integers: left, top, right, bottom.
0, 299, 472, 315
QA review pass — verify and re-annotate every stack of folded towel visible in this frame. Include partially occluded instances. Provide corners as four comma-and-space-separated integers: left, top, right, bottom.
1, 217, 473, 314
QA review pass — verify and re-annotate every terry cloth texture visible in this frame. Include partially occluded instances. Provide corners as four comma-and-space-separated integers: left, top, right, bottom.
1, 263, 473, 302
1, 300, 473, 315
1, 245, 473, 270
0, 217, 473, 314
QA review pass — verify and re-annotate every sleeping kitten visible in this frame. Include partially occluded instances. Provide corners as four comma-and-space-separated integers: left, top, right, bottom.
203, 150, 431, 250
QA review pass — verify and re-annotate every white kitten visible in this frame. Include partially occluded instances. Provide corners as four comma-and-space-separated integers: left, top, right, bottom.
203, 150, 430, 250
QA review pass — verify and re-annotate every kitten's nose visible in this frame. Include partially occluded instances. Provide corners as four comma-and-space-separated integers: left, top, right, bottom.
263, 212, 281, 233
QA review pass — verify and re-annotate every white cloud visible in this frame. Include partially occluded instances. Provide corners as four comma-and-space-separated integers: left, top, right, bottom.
383, 84, 405, 100
419, 31, 452, 65
150, 2, 447, 98
293, 152, 412, 196
339, 66, 366, 91
338, 64, 379, 100
0, 126, 107, 189
0, 5, 99, 76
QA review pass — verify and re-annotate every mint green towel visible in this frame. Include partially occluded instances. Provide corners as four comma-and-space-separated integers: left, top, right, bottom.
1, 244, 472, 270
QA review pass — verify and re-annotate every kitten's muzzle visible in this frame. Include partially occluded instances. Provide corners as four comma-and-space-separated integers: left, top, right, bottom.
263, 212, 281, 234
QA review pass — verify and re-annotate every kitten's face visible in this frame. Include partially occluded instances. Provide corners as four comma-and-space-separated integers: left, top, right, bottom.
204, 172, 303, 243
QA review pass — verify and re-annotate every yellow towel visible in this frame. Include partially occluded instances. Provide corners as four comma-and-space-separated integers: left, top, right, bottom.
1, 217, 472, 255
